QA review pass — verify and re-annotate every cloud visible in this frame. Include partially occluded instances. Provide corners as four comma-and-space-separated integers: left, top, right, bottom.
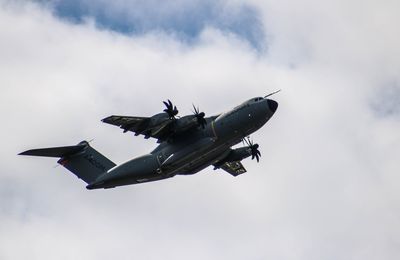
1, 0, 400, 260
36, 0, 265, 50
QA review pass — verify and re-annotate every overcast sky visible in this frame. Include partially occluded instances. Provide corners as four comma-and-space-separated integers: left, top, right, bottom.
1, 0, 400, 259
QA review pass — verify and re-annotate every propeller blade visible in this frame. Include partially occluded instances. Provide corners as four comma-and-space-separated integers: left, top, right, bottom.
163, 99, 179, 119
245, 137, 261, 163
192, 104, 207, 128
243, 137, 250, 146
163, 101, 169, 108
264, 89, 281, 98
192, 104, 198, 114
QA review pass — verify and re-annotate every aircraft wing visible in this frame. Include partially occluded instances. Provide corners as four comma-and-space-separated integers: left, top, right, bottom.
102, 115, 149, 133
218, 161, 247, 176
101, 115, 173, 141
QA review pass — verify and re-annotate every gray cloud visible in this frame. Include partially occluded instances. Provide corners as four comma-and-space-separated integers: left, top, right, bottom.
36, 0, 265, 50
1, 0, 400, 259
371, 80, 400, 118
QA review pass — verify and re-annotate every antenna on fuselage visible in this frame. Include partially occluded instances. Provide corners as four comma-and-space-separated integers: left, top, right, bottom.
264, 90, 281, 98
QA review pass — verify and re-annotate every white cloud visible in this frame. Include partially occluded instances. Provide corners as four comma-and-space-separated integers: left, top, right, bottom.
1, 0, 400, 259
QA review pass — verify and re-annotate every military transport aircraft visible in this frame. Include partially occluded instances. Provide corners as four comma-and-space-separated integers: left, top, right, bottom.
19, 92, 279, 189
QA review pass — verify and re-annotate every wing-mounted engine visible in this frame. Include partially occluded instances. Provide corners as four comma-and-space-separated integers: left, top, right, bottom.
172, 115, 198, 134
101, 100, 178, 140
213, 138, 261, 176
163, 99, 179, 119
139, 99, 179, 139
152, 102, 209, 140
139, 112, 172, 139
102, 100, 209, 143
213, 147, 251, 169
192, 105, 207, 129
171, 105, 207, 135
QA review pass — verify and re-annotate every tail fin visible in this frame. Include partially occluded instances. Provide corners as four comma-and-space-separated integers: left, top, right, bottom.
19, 141, 116, 184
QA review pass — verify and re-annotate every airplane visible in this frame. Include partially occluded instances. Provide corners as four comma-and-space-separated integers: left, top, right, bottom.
19, 92, 279, 190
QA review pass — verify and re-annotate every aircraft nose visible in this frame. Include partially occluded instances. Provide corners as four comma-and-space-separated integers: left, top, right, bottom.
267, 99, 278, 113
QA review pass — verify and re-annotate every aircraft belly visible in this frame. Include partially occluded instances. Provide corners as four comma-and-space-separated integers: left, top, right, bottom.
171, 143, 231, 175
102, 174, 172, 188
96, 154, 160, 185
160, 137, 216, 168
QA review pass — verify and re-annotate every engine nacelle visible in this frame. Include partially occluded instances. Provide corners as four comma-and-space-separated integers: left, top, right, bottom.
214, 147, 251, 168
173, 115, 198, 134
148, 113, 170, 128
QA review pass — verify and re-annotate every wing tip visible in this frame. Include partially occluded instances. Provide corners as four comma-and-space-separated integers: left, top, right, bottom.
101, 117, 110, 123
101, 115, 121, 123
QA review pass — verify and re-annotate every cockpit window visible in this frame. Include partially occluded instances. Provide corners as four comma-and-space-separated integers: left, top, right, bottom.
254, 97, 263, 102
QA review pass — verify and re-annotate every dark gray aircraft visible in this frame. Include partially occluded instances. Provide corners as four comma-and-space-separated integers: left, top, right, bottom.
20, 92, 279, 189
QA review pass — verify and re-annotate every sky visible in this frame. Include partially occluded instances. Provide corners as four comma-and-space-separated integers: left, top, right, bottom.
1, 0, 400, 259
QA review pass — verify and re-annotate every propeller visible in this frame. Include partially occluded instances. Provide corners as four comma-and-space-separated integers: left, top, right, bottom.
192, 104, 207, 129
163, 99, 179, 119
244, 137, 261, 162
264, 89, 281, 98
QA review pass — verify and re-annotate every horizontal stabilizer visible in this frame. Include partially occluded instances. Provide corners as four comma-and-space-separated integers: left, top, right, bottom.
19, 144, 85, 157
19, 141, 115, 184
